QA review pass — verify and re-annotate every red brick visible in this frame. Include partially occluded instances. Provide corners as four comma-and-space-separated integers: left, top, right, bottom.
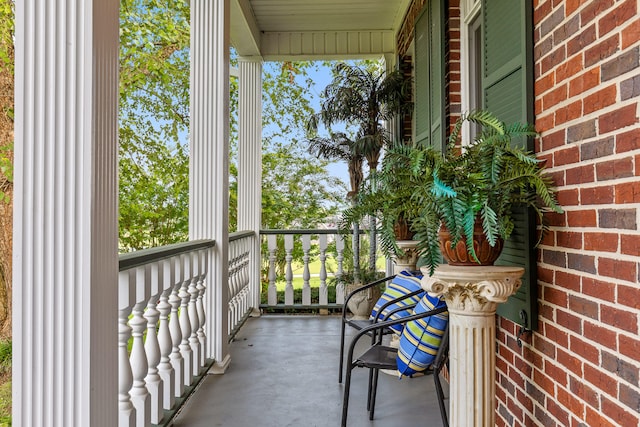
570, 335, 599, 364
544, 286, 569, 307
538, 266, 553, 283
568, 68, 599, 97
581, 0, 615, 27
581, 277, 616, 303
536, 73, 555, 94
541, 129, 566, 150
557, 310, 582, 334
600, 304, 638, 334
548, 398, 571, 426
566, 165, 594, 185
620, 234, 640, 256
569, 295, 599, 320
583, 232, 618, 252
557, 271, 582, 292
598, 257, 638, 282
615, 181, 640, 203
546, 211, 567, 227
619, 334, 640, 360
556, 188, 579, 206
598, 0, 637, 37
601, 394, 640, 426
555, 100, 583, 125
599, 103, 638, 134
556, 55, 583, 83
535, 98, 543, 115
622, 18, 640, 49
584, 321, 618, 349
583, 85, 617, 115
565, 0, 588, 16
557, 348, 582, 377
536, 113, 555, 132
571, 376, 600, 408
580, 185, 614, 204
554, 146, 579, 166
543, 84, 568, 109
567, 209, 597, 227
597, 157, 635, 181
533, 367, 556, 395
618, 284, 640, 309
584, 34, 619, 67
567, 24, 597, 57
586, 407, 617, 427
585, 363, 618, 397
616, 128, 640, 153
534, 0, 554, 25
556, 231, 582, 249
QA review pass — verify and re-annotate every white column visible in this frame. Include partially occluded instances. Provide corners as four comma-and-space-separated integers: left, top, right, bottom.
13, 1, 120, 426
237, 58, 263, 316
189, 0, 231, 373
422, 265, 523, 427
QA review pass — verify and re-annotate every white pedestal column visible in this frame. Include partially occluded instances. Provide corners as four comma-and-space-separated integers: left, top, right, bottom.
421, 265, 524, 427
189, 0, 231, 372
237, 58, 263, 316
392, 240, 420, 274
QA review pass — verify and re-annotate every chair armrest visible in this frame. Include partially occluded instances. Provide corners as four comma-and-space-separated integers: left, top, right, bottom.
341, 274, 396, 321
373, 288, 424, 323
346, 305, 449, 365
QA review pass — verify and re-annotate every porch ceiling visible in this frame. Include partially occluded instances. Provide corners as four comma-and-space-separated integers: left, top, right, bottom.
231, 0, 411, 60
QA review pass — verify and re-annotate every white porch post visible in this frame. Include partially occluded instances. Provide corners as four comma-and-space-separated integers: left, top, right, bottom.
189, 0, 232, 372
13, 1, 119, 426
237, 57, 263, 316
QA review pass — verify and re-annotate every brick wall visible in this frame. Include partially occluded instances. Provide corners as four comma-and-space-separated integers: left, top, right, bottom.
495, 1, 640, 426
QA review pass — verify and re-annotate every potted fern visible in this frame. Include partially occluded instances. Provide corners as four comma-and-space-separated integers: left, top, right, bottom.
411, 110, 564, 275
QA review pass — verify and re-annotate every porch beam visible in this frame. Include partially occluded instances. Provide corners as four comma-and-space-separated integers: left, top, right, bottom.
230, 0, 262, 57
237, 58, 263, 316
189, 0, 232, 372
13, 0, 120, 425
260, 31, 396, 61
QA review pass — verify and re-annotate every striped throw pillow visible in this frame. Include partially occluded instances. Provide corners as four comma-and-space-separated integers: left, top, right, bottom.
396, 294, 449, 377
369, 271, 425, 335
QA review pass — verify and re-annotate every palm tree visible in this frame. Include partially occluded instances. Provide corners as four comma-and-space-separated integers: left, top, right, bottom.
309, 62, 412, 272
307, 131, 365, 282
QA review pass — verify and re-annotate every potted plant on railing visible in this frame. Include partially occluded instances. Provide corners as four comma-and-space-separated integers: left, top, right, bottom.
408, 110, 564, 276
340, 140, 441, 274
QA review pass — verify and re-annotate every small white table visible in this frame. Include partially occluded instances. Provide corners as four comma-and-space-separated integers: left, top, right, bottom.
421, 265, 524, 427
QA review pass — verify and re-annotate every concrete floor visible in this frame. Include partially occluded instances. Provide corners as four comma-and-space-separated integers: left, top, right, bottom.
172, 315, 448, 427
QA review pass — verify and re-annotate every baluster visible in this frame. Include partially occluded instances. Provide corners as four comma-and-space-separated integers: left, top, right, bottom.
284, 235, 294, 305
267, 235, 278, 305
130, 300, 150, 427
144, 293, 163, 424
118, 306, 135, 427
188, 252, 201, 377
319, 234, 328, 305
335, 233, 345, 304
157, 269, 175, 411
169, 264, 184, 398
228, 244, 238, 333
179, 254, 194, 386
302, 235, 311, 305
196, 249, 208, 367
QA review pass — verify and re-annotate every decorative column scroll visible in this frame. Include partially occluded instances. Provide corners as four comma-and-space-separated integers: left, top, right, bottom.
421, 265, 524, 427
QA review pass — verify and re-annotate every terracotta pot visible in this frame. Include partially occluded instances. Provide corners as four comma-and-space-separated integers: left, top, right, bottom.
393, 215, 415, 241
438, 220, 504, 266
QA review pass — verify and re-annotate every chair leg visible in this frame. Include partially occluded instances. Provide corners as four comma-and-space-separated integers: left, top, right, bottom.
366, 367, 374, 410
341, 361, 354, 427
369, 368, 380, 420
433, 370, 449, 427
339, 320, 346, 383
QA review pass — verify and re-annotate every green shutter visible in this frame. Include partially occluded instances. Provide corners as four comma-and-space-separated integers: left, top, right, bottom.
414, 0, 445, 150
482, 0, 537, 332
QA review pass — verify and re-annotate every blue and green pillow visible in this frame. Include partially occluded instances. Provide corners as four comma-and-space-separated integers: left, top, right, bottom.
369, 271, 425, 335
396, 294, 449, 377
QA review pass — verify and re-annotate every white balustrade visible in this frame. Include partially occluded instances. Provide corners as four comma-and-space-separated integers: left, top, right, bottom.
228, 232, 255, 336
118, 241, 214, 427
260, 230, 355, 309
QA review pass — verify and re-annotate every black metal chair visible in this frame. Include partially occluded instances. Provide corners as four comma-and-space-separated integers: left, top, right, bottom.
339, 275, 425, 383
341, 306, 450, 427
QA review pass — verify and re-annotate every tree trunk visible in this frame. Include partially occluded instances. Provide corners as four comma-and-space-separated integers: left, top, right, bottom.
0, 2, 14, 338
